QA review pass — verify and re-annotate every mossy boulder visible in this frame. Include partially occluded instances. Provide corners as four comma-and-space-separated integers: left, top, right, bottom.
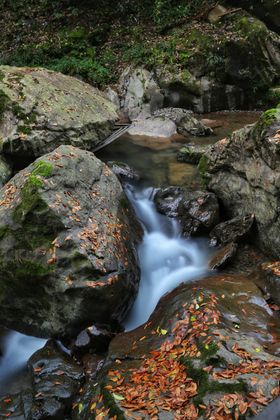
73, 274, 280, 419
0, 66, 118, 160
228, 0, 280, 34
158, 12, 280, 112
204, 107, 280, 258
0, 145, 141, 338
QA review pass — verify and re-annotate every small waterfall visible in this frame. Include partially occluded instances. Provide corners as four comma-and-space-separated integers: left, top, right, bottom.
124, 186, 209, 331
0, 331, 46, 393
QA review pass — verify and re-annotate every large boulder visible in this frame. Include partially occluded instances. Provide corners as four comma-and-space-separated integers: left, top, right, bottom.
127, 116, 177, 138
74, 274, 280, 419
228, 0, 280, 34
154, 107, 213, 136
0, 66, 118, 161
118, 67, 161, 120
202, 107, 280, 257
0, 145, 141, 338
158, 12, 280, 112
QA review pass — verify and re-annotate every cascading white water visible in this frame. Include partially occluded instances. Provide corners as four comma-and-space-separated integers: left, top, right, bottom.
124, 186, 209, 331
0, 331, 46, 392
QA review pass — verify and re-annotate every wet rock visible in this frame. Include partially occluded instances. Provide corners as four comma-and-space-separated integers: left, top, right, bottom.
0, 389, 33, 419
209, 214, 254, 246
154, 186, 183, 217
28, 340, 84, 420
72, 325, 115, 356
0, 156, 12, 187
204, 107, 280, 257
154, 107, 213, 136
0, 145, 141, 338
253, 262, 280, 306
154, 188, 219, 235
177, 144, 210, 164
208, 242, 238, 270
118, 67, 160, 120
0, 66, 117, 161
178, 190, 220, 236
127, 116, 177, 138
75, 274, 280, 419
107, 161, 140, 183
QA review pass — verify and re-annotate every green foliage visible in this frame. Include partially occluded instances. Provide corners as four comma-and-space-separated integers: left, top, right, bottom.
0, 89, 10, 121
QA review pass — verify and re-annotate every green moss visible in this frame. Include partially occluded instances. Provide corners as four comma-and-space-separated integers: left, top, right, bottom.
17, 125, 32, 135
0, 256, 52, 291
267, 87, 280, 107
0, 225, 10, 240
0, 89, 10, 121
32, 160, 53, 177
198, 155, 210, 186
198, 342, 219, 360
235, 16, 267, 40
182, 359, 247, 411
0, 70, 5, 82
101, 386, 126, 419
255, 108, 280, 134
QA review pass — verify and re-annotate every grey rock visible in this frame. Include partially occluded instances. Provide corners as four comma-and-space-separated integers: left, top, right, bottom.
177, 144, 210, 164
209, 214, 254, 246
0, 155, 12, 187
0, 145, 141, 338
178, 190, 220, 236
204, 108, 280, 257
28, 340, 84, 420
127, 116, 177, 138
107, 161, 140, 183
118, 67, 159, 120
208, 242, 238, 270
154, 107, 213, 136
154, 186, 184, 217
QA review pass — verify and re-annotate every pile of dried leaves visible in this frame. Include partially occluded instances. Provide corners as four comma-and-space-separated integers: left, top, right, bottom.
89, 291, 280, 419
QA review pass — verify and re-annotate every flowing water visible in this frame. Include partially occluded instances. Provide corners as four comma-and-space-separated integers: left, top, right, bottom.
124, 186, 209, 331
0, 111, 260, 394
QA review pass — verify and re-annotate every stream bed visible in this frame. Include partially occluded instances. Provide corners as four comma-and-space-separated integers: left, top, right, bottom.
0, 111, 262, 397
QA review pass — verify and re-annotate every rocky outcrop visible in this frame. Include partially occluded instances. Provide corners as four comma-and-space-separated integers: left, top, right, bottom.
177, 144, 210, 164
253, 262, 280, 307
0, 145, 141, 338
0, 66, 118, 161
208, 242, 238, 270
228, 0, 280, 34
154, 108, 213, 136
158, 12, 280, 112
127, 116, 177, 138
202, 107, 280, 257
74, 274, 280, 419
0, 340, 84, 420
118, 67, 161, 120
209, 214, 254, 246
178, 190, 220, 236
155, 187, 219, 236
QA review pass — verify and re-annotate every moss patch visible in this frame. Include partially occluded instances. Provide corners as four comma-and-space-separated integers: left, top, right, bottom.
0, 89, 10, 121
13, 161, 53, 223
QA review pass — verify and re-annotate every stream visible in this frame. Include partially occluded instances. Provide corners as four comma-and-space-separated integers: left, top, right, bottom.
0, 111, 260, 396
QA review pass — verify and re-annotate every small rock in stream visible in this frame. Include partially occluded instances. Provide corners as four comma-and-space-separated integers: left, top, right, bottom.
208, 242, 238, 270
